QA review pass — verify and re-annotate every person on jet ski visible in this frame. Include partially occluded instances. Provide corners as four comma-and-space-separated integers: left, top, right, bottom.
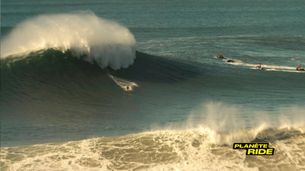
256, 63, 265, 70
296, 64, 305, 71
217, 54, 226, 59
256, 63, 262, 69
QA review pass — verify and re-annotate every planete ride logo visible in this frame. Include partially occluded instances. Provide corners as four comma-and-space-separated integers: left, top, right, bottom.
233, 143, 275, 155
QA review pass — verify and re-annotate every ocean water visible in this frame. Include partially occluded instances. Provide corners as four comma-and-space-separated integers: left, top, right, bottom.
1, 0, 305, 170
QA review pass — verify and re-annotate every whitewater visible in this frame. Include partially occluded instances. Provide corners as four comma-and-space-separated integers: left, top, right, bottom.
2, 103, 305, 171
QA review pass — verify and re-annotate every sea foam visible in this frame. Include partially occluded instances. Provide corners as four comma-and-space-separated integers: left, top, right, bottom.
1, 102, 305, 171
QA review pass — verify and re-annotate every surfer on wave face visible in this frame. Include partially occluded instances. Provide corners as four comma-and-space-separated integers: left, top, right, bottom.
126, 86, 131, 91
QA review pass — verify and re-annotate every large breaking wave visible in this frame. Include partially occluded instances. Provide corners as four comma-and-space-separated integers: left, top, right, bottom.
0, 12, 136, 70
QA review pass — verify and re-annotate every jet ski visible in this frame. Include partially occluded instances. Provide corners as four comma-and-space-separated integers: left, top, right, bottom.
296, 65, 305, 71
226, 59, 235, 63
217, 54, 226, 59
255, 64, 266, 71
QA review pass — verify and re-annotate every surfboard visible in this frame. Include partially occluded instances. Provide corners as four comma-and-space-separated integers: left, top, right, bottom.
108, 74, 138, 92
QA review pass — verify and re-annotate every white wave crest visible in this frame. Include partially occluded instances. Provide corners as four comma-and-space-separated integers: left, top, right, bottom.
0, 12, 136, 70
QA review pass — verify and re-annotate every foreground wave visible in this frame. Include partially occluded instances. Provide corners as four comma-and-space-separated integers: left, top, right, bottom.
1, 125, 304, 171
0, 12, 136, 70
1, 102, 305, 171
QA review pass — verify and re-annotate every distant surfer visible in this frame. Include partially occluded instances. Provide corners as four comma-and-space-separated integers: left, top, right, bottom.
296, 64, 305, 71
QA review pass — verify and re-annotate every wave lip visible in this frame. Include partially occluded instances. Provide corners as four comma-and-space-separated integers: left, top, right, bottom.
0, 12, 136, 70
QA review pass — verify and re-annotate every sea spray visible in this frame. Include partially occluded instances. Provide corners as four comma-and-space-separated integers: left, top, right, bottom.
0, 12, 136, 70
